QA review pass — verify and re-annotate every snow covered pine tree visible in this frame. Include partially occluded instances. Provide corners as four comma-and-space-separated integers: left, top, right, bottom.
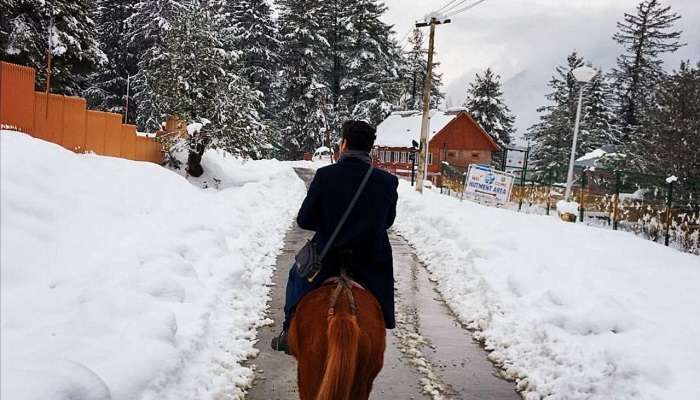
527, 51, 616, 170
1, 0, 105, 95
463, 68, 515, 147
224, 0, 281, 115
610, 0, 684, 140
632, 61, 700, 181
87, 0, 139, 123
276, 0, 331, 159
401, 28, 444, 110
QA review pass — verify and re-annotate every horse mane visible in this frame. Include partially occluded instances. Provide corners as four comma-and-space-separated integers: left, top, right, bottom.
315, 313, 360, 400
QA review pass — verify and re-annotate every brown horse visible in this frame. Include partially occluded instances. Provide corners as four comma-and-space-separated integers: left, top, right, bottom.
288, 273, 386, 400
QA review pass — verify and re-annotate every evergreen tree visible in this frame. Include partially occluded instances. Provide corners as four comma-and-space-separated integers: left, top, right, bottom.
276, 0, 331, 159
140, 0, 268, 161
1, 0, 105, 95
527, 52, 616, 170
611, 0, 683, 138
343, 0, 404, 126
128, 0, 191, 130
319, 0, 352, 127
401, 28, 444, 110
463, 68, 515, 146
224, 0, 280, 106
580, 72, 621, 151
631, 61, 699, 181
87, 0, 139, 123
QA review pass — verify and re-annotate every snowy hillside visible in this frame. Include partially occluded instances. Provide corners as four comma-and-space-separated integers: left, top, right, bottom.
395, 183, 700, 400
0, 131, 306, 400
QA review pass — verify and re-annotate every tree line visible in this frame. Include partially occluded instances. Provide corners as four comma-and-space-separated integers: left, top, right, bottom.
1, 0, 445, 163
525, 0, 698, 183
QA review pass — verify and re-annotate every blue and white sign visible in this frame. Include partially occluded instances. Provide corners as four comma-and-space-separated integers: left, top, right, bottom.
464, 164, 514, 203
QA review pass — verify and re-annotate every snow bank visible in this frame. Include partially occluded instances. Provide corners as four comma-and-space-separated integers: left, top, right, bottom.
1, 131, 306, 400
394, 182, 700, 400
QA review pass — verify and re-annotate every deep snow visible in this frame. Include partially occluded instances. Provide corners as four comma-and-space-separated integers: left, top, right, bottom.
395, 182, 700, 400
1, 131, 306, 400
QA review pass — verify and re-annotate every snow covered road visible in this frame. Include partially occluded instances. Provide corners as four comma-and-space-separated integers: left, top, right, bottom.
1, 132, 306, 400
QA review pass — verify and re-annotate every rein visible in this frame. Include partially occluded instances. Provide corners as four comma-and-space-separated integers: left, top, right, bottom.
327, 270, 358, 321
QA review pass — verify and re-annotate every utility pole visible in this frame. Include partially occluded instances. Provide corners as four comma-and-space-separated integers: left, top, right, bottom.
415, 17, 450, 193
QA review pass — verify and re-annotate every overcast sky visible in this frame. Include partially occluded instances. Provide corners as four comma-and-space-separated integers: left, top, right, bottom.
380, 0, 700, 143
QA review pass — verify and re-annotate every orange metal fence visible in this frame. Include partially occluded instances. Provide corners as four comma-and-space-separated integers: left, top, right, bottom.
0, 61, 162, 164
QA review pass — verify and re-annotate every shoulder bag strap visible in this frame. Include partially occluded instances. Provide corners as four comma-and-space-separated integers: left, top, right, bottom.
318, 165, 374, 260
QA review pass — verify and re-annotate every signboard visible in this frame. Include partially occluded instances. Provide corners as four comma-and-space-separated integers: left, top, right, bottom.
464, 164, 514, 203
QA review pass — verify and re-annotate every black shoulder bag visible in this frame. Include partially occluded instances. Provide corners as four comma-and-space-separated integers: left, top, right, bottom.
295, 165, 374, 283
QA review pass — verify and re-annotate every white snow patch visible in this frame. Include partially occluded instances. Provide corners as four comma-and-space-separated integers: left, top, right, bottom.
1, 131, 306, 400
394, 181, 700, 400
556, 200, 579, 216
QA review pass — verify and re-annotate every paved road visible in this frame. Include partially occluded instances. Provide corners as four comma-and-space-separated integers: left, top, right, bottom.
245, 168, 520, 400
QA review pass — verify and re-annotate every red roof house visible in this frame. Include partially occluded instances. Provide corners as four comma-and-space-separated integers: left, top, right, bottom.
372, 108, 500, 184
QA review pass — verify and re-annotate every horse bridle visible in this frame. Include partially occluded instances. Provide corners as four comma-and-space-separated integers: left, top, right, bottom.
327, 270, 358, 321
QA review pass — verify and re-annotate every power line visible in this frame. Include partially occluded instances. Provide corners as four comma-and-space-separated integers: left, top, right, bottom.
440, 0, 471, 15
445, 0, 489, 17
434, 0, 461, 14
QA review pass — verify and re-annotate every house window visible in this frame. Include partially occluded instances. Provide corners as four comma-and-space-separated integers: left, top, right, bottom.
400, 152, 407, 163
447, 150, 457, 158
393, 151, 400, 163
472, 152, 480, 158
428, 153, 433, 165
379, 150, 385, 162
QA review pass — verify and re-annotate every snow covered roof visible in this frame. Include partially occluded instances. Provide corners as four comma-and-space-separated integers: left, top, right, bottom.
375, 109, 463, 148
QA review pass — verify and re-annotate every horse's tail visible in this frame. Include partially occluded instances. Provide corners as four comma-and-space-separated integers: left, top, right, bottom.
315, 314, 360, 400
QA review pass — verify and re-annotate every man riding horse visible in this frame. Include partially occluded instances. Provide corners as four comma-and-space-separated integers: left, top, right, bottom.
272, 120, 399, 353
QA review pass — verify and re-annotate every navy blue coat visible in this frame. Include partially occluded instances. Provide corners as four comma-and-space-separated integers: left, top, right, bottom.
297, 157, 399, 329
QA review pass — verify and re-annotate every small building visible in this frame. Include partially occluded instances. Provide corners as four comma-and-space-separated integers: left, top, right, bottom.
373, 108, 501, 185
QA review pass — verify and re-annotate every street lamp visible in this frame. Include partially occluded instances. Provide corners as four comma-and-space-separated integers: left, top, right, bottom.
564, 65, 598, 201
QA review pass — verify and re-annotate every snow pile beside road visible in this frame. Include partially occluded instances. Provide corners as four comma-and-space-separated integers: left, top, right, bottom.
1, 131, 306, 400
394, 181, 700, 400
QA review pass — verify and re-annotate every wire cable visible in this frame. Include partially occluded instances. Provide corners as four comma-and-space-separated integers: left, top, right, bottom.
434, 0, 461, 14
440, 0, 471, 15
446, 0, 489, 17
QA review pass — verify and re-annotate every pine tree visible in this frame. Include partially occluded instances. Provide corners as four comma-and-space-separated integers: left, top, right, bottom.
631, 61, 699, 181
276, 0, 331, 159
128, 0, 192, 130
224, 0, 280, 106
611, 0, 683, 138
401, 28, 444, 110
86, 0, 139, 122
463, 68, 515, 146
527, 52, 616, 170
1, 0, 105, 95
319, 0, 352, 127
343, 0, 403, 126
579, 72, 621, 151
140, 0, 268, 160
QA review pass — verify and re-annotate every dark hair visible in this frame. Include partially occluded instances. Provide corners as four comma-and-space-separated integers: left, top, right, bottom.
341, 120, 377, 152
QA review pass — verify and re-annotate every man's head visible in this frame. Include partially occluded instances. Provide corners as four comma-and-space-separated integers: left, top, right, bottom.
340, 121, 377, 153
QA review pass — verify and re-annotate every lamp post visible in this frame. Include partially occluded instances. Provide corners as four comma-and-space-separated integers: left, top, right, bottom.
564, 66, 598, 201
